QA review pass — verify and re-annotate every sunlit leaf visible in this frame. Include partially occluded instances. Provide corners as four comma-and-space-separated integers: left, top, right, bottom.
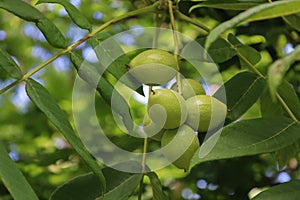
205, 0, 300, 49
0, 0, 68, 48
25, 78, 106, 192
37, 0, 92, 31
0, 141, 39, 200
190, 0, 264, 11
190, 117, 300, 168
0, 48, 22, 79
252, 180, 300, 200
247, 1, 300, 22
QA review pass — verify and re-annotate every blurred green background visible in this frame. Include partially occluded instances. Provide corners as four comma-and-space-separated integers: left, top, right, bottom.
1, 0, 300, 199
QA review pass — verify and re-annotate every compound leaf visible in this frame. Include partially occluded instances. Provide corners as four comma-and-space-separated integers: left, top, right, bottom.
190, 117, 300, 168
0, 0, 68, 48
37, 0, 92, 31
25, 78, 106, 192
205, 0, 300, 49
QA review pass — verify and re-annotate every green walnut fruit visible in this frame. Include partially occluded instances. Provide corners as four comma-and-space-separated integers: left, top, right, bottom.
148, 89, 187, 129
171, 78, 206, 99
128, 49, 178, 85
143, 113, 164, 141
186, 95, 227, 132
161, 125, 199, 171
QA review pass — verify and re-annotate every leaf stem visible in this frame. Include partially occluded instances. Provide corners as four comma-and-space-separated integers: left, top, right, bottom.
138, 175, 144, 200
275, 93, 299, 123
0, 2, 161, 95
139, 85, 152, 199
168, 1, 179, 64
168, 1, 183, 95
142, 137, 148, 173
236, 51, 264, 77
152, 14, 161, 48
236, 49, 299, 123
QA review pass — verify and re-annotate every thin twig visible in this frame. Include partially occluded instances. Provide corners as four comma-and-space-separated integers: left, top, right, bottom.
0, 2, 160, 95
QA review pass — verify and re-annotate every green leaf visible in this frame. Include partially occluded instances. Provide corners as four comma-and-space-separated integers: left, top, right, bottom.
97, 167, 143, 200
260, 88, 283, 118
214, 71, 266, 122
51, 166, 143, 200
89, 36, 141, 93
0, 0, 68, 48
268, 44, 300, 97
0, 48, 22, 79
25, 78, 106, 192
196, 37, 236, 63
190, 117, 300, 168
247, 1, 300, 22
37, 0, 92, 31
227, 34, 262, 67
252, 180, 300, 200
275, 142, 299, 170
283, 13, 300, 32
237, 45, 262, 68
0, 141, 39, 200
205, 0, 300, 49
89, 33, 143, 94
0, 0, 43, 21
69, 52, 134, 131
190, 0, 264, 11
146, 172, 167, 200
35, 18, 68, 48
97, 78, 134, 131
90, 36, 128, 79
50, 173, 103, 200
277, 80, 300, 120
69, 52, 102, 87
261, 80, 300, 120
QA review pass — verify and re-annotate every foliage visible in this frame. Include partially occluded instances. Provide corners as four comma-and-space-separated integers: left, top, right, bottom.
0, 0, 300, 199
